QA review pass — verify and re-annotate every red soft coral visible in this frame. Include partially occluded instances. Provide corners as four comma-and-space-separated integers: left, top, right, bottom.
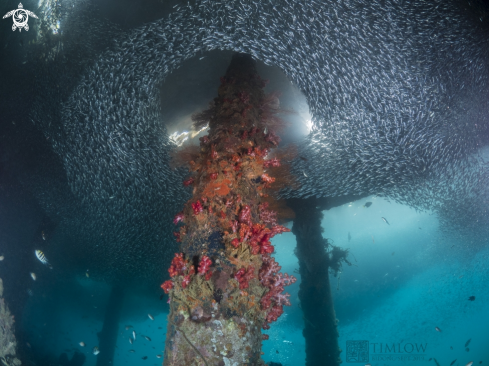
183, 177, 194, 186
192, 200, 203, 215
238, 223, 252, 243
169, 253, 187, 277
235, 266, 255, 289
270, 224, 290, 238
260, 241, 274, 254
205, 270, 213, 281
231, 238, 240, 248
161, 280, 174, 294
197, 255, 212, 275
265, 305, 284, 323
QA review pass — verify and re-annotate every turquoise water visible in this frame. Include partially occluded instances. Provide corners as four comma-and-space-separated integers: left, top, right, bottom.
22, 197, 489, 366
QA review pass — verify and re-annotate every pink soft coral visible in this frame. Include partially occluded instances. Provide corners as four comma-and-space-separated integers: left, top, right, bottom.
197, 255, 212, 275
238, 205, 252, 227
173, 212, 185, 225
259, 255, 297, 329
263, 158, 280, 168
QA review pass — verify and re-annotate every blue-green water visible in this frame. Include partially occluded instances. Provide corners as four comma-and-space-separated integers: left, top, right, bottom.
21, 197, 489, 366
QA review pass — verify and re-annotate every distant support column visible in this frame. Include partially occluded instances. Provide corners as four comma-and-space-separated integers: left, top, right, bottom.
96, 285, 124, 366
288, 197, 341, 366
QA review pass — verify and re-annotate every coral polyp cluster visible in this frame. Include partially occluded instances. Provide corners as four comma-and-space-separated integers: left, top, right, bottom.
162, 54, 296, 365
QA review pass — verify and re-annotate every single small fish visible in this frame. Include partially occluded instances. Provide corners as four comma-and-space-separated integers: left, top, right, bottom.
125, 325, 133, 330
465, 338, 472, 347
0, 255, 4, 261
132, 330, 136, 340
27, 289, 33, 296
428, 359, 432, 362
450, 346, 453, 349
86, 271, 90, 278
364, 202, 372, 208
159, 294, 164, 300
35, 250, 50, 266
381, 217, 390, 225
143, 336, 151, 341
371, 235, 375, 243
365, 364, 372, 366
142, 356, 147, 360
92, 346, 100, 355
451, 359, 457, 366
79, 342, 85, 347
41, 231, 46, 240
30, 273, 36, 281
435, 326, 442, 332
129, 350, 135, 353
148, 314, 154, 321
465, 362, 473, 366
156, 355, 162, 358
129, 338, 133, 345
466, 347, 470, 352
468, 296, 475, 301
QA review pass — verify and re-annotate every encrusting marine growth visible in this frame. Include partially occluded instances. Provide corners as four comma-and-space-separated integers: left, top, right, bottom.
0, 279, 21, 366
161, 53, 296, 365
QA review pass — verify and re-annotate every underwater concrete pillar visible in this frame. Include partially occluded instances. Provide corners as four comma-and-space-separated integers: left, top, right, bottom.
96, 285, 124, 366
288, 197, 342, 366
162, 53, 296, 365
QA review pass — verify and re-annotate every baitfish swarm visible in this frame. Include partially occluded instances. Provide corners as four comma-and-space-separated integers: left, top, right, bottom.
31, 0, 489, 281
161, 54, 295, 365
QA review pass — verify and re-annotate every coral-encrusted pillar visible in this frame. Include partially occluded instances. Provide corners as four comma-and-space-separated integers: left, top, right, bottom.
162, 53, 296, 366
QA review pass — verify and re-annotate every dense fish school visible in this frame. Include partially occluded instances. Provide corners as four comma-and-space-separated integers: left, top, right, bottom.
29, 0, 489, 282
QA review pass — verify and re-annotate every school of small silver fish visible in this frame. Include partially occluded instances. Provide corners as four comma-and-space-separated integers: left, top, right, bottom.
26, 0, 489, 283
